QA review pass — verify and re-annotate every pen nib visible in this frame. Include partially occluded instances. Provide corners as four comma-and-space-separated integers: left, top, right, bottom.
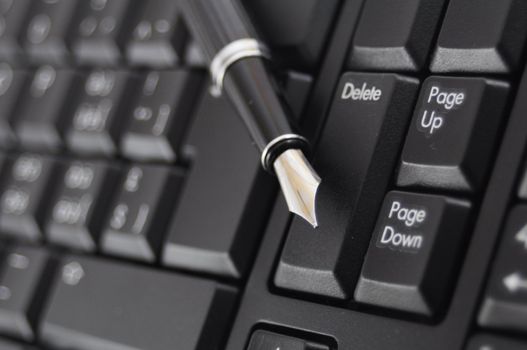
273, 149, 321, 228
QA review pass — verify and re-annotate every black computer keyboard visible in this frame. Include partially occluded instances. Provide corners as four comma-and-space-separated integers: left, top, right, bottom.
0, 0, 525, 349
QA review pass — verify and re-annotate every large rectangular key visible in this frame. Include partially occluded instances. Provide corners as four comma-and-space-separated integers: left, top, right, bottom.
40, 255, 236, 350
430, 0, 527, 73
161, 89, 275, 279
243, 0, 339, 70
274, 73, 419, 299
347, 0, 446, 72
397, 77, 509, 192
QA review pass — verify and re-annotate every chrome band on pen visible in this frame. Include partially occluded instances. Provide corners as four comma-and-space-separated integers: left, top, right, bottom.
209, 38, 271, 96
261, 134, 309, 170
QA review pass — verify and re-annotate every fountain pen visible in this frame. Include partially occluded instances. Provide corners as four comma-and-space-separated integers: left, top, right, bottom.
181, 0, 321, 227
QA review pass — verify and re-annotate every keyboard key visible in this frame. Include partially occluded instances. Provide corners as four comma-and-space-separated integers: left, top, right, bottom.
347, 0, 446, 72
126, 0, 189, 68
274, 73, 419, 299
162, 88, 275, 279
0, 0, 32, 62
0, 154, 61, 242
0, 246, 54, 340
66, 69, 140, 156
14, 66, 81, 152
467, 334, 527, 350
242, 0, 339, 69
46, 160, 121, 251
430, 0, 527, 73
0, 64, 28, 148
397, 77, 509, 192
121, 70, 203, 162
23, 0, 79, 64
479, 205, 527, 332
247, 330, 329, 350
355, 191, 470, 316
40, 255, 236, 350
101, 164, 184, 262
73, 0, 142, 65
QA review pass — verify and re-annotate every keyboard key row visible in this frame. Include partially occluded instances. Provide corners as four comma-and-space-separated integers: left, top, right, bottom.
0, 244, 237, 349
274, 71, 503, 318
0, 66, 204, 160
0, 70, 312, 277
347, 0, 527, 74
0, 0, 339, 70
1, 0, 186, 67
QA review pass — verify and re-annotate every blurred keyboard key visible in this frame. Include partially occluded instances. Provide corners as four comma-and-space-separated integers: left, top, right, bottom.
162, 89, 275, 279
242, 0, 339, 70
41, 255, 236, 350
23, 0, 78, 64
355, 191, 470, 316
0, 0, 32, 62
46, 160, 120, 251
126, 0, 188, 68
101, 164, 184, 262
0, 154, 60, 242
467, 334, 527, 350
348, 0, 446, 72
121, 70, 202, 162
479, 205, 527, 332
397, 77, 509, 192
431, 0, 527, 73
275, 73, 419, 299
66, 69, 139, 156
15, 66, 81, 152
0, 246, 54, 340
0, 64, 28, 148
73, 0, 142, 65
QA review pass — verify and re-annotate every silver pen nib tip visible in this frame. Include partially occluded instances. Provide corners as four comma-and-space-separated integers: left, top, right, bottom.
273, 149, 321, 228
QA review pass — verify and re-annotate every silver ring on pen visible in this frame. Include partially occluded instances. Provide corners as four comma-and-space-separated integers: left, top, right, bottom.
261, 134, 309, 170
209, 38, 271, 96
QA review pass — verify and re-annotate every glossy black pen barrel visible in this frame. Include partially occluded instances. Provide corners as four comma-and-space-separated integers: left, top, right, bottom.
180, 0, 255, 61
181, 0, 308, 170
223, 57, 308, 168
